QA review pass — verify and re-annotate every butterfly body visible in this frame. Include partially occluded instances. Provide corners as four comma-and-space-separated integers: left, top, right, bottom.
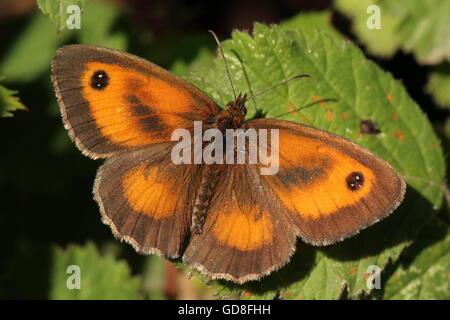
52, 44, 405, 283
191, 165, 222, 234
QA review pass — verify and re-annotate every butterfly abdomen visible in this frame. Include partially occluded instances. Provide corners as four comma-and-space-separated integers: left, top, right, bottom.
191, 166, 222, 234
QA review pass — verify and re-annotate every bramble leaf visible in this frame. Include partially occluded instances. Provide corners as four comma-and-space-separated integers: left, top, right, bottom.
37, 0, 85, 32
280, 10, 343, 40
383, 219, 450, 300
50, 242, 140, 299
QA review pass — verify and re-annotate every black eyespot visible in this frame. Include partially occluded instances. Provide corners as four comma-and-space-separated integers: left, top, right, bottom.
346, 171, 364, 191
90, 70, 109, 90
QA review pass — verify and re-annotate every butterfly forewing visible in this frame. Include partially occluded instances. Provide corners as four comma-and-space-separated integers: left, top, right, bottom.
248, 119, 406, 245
51, 45, 220, 159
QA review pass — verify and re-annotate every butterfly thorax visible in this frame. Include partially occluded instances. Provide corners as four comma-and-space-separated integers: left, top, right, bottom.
213, 93, 247, 131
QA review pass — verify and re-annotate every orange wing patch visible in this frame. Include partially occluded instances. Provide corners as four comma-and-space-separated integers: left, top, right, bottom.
266, 131, 375, 219
213, 200, 273, 251
122, 163, 179, 219
82, 62, 202, 147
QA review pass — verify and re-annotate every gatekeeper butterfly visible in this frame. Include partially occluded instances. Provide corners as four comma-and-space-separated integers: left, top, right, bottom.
51, 41, 405, 283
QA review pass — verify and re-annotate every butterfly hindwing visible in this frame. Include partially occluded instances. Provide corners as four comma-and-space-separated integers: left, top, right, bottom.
183, 164, 297, 283
94, 142, 203, 258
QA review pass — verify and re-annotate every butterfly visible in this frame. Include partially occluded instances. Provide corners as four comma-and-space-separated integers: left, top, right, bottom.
51, 44, 405, 283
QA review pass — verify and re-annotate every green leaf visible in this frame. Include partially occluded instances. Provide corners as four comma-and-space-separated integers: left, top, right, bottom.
280, 10, 343, 40
0, 81, 26, 117
335, 0, 450, 65
141, 256, 167, 300
37, 0, 126, 49
383, 219, 450, 299
50, 242, 140, 299
334, 0, 402, 59
184, 23, 444, 299
426, 63, 450, 108
0, 13, 72, 83
78, 1, 127, 50
37, 0, 85, 32
171, 47, 214, 76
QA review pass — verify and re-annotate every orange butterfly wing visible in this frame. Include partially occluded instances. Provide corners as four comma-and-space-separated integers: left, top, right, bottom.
52, 45, 220, 158
249, 119, 406, 245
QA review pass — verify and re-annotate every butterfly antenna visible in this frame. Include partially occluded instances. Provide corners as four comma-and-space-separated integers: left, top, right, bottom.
208, 30, 237, 101
247, 74, 311, 101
